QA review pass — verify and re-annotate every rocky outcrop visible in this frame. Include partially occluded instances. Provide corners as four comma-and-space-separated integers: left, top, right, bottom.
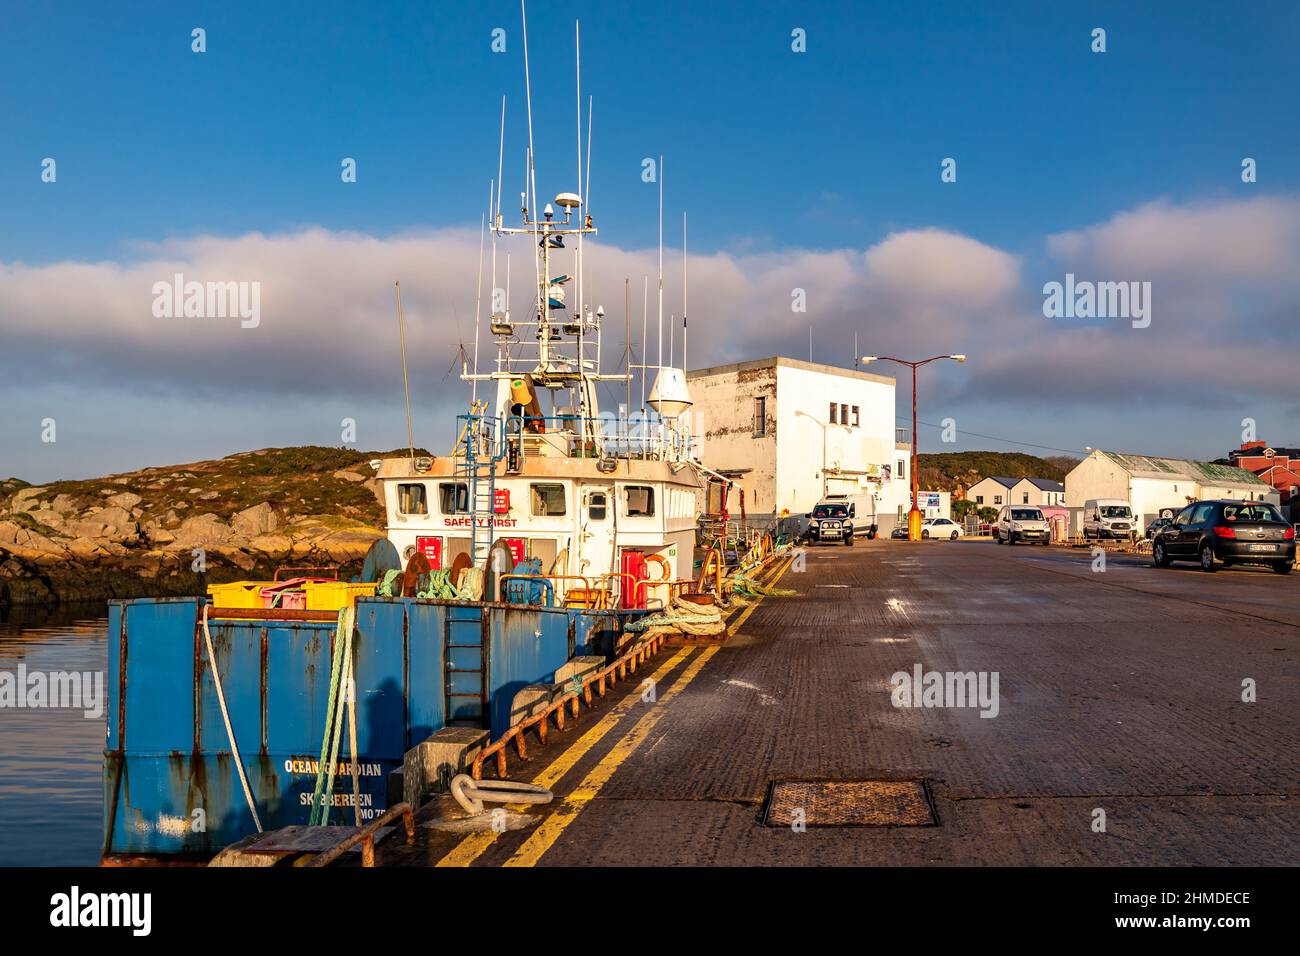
0, 445, 410, 605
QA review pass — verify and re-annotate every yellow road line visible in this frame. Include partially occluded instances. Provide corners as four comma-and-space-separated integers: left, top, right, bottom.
720, 550, 796, 622
502, 645, 721, 867
726, 553, 795, 631
435, 647, 694, 867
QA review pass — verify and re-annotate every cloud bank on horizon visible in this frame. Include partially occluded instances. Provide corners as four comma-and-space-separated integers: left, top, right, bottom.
3, 193, 1299, 480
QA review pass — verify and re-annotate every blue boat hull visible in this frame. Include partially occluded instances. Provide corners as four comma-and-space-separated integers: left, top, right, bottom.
102, 596, 640, 858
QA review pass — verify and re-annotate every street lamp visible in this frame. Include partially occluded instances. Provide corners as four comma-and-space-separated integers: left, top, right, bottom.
861, 353, 967, 541
795, 410, 852, 499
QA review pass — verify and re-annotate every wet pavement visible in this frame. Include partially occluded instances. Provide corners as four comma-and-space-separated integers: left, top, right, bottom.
391, 539, 1299, 866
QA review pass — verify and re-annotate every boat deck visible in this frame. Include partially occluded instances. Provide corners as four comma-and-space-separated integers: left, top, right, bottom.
369, 538, 1299, 866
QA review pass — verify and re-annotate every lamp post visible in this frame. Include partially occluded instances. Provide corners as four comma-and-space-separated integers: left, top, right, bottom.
795, 410, 852, 499
860, 354, 966, 541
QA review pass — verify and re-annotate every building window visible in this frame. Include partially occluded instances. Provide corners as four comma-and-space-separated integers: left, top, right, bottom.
840, 403, 849, 427
1023, 492, 1030, 504
398, 483, 429, 515
828, 401, 838, 425
994, 495, 1002, 505
753, 396, 767, 437
851, 405, 860, 427
624, 485, 655, 517
975, 495, 984, 504
438, 482, 468, 515
588, 491, 607, 521
897, 459, 906, 479
530, 483, 567, 517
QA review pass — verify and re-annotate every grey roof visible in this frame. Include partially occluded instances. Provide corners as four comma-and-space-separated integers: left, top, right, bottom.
1025, 477, 1065, 492
1099, 451, 1267, 487
977, 475, 1062, 491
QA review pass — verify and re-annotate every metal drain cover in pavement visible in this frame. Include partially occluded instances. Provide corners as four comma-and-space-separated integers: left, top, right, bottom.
763, 780, 936, 827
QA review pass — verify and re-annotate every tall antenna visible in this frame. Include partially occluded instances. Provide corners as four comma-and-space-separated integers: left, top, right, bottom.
657, 154, 664, 372
472, 196, 486, 405
395, 281, 415, 465
575, 19, 583, 328
682, 210, 688, 371
625, 278, 632, 449
496, 96, 506, 225
521, 0, 541, 324
641, 275, 649, 413
584, 94, 592, 306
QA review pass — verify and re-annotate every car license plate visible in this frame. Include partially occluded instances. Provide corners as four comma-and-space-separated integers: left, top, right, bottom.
1249, 544, 1275, 552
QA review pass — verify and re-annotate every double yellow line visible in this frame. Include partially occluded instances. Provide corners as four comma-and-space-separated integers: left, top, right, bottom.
436, 550, 796, 867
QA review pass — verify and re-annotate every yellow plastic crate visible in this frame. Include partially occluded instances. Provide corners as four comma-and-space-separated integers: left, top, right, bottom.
206, 581, 275, 609
302, 581, 378, 612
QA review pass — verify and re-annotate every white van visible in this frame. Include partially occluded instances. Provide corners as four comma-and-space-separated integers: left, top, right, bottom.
994, 505, 1051, 545
807, 494, 878, 545
1083, 499, 1138, 541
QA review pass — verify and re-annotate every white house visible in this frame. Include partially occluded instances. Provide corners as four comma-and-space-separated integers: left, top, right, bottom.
687, 356, 914, 533
1065, 449, 1277, 529
968, 475, 1065, 510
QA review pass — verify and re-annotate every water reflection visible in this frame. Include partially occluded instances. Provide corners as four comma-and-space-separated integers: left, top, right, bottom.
0, 602, 108, 866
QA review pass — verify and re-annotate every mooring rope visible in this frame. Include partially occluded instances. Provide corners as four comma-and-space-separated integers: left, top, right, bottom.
200, 604, 263, 833
309, 606, 357, 826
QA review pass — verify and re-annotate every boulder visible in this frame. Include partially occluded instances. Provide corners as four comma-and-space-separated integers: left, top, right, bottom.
333, 469, 367, 483
106, 491, 143, 510
171, 513, 234, 550
231, 502, 278, 537
249, 533, 293, 559
145, 524, 177, 545
67, 518, 112, 539
95, 505, 138, 536
66, 537, 113, 559
29, 509, 66, 529
9, 488, 44, 513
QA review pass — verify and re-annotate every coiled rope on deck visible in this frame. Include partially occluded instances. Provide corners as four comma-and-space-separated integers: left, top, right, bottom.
626, 595, 726, 638
376, 566, 484, 601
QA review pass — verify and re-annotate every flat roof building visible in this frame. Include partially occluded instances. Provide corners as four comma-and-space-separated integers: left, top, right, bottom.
687, 356, 914, 531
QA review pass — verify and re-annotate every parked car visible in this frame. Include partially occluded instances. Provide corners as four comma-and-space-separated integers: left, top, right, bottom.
921, 517, 963, 540
1083, 498, 1138, 541
890, 524, 909, 539
1151, 499, 1296, 573
806, 495, 876, 545
994, 505, 1051, 545
1145, 516, 1172, 539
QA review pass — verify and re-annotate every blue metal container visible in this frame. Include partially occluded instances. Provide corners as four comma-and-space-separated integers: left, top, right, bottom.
103, 595, 613, 858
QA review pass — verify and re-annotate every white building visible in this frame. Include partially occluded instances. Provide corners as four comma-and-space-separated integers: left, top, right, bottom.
1065, 449, 1277, 529
687, 356, 914, 533
968, 476, 1065, 509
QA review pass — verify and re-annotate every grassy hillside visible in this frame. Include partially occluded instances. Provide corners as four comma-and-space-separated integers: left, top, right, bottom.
917, 451, 1079, 496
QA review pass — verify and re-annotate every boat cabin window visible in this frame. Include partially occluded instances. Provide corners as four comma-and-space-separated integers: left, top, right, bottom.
624, 485, 655, 517
397, 483, 428, 515
530, 483, 567, 517
589, 492, 608, 520
438, 482, 469, 515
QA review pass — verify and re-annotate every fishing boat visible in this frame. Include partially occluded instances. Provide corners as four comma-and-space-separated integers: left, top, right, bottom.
99, 7, 730, 863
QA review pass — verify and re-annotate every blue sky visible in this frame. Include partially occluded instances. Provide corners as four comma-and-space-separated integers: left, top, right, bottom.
3, 1, 1300, 480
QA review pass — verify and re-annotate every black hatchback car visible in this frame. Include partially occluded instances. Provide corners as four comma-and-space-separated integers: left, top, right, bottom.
1151, 500, 1296, 573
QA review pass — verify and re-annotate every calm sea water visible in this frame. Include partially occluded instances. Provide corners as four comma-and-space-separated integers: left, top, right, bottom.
0, 604, 107, 866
